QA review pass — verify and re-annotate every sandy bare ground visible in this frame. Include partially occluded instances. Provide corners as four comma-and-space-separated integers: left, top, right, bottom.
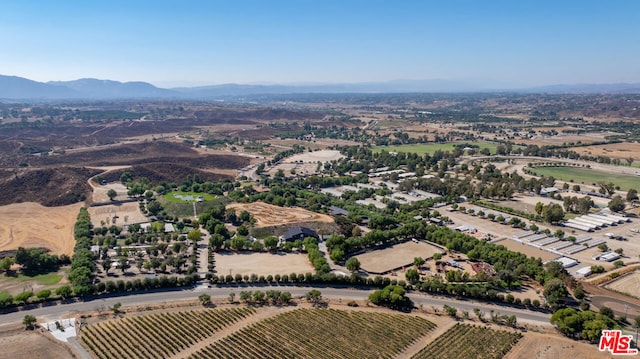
0, 202, 83, 256
0, 326, 76, 359
505, 331, 614, 359
283, 149, 345, 163
357, 241, 444, 274
494, 239, 559, 262
214, 251, 313, 276
87, 202, 148, 228
91, 182, 129, 203
570, 141, 640, 161
605, 270, 640, 298
227, 202, 333, 228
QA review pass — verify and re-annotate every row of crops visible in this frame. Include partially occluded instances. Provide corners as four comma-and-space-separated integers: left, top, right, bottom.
80, 307, 255, 359
190, 308, 437, 359
411, 323, 522, 359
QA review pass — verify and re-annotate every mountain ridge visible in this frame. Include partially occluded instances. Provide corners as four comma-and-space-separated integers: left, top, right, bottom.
1, 74, 639, 100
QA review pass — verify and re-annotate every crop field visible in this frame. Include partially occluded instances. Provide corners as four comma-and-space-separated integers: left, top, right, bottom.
530, 166, 640, 191
372, 141, 499, 155
356, 241, 445, 274
411, 323, 522, 359
191, 308, 437, 359
569, 141, 640, 161
80, 307, 256, 359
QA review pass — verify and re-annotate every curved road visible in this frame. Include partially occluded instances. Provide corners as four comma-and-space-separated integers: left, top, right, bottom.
0, 284, 551, 326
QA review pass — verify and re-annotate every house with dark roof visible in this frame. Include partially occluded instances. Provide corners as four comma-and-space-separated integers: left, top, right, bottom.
329, 206, 349, 216
281, 226, 319, 242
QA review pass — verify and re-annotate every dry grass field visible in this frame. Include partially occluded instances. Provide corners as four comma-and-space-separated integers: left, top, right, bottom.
505, 331, 614, 359
0, 202, 83, 256
605, 270, 640, 298
213, 251, 314, 276
0, 326, 76, 359
227, 202, 333, 228
570, 141, 640, 161
357, 241, 445, 274
87, 202, 148, 228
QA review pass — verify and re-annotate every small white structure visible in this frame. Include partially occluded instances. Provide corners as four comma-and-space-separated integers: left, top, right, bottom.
600, 252, 621, 262
555, 257, 579, 268
540, 187, 559, 196
576, 266, 592, 277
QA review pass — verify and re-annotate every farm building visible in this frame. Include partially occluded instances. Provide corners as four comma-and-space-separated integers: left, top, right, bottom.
599, 252, 621, 262
576, 266, 592, 277
540, 187, 559, 196
555, 257, 578, 268
281, 226, 318, 242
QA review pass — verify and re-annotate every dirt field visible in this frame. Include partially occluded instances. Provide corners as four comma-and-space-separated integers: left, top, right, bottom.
283, 150, 344, 163
91, 182, 129, 203
570, 141, 640, 161
0, 326, 76, 359
357, 241, 445, 274
87, 202, 148, 228
214, 251, 313, 276
505, 331, 614, 359
605, 270, 640, 298
227, 202, 334, 228
494, 239, 560, 262
0, 202, 83, 256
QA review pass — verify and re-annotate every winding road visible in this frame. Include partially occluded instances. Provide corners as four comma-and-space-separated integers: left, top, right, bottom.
0, 284, 552, 326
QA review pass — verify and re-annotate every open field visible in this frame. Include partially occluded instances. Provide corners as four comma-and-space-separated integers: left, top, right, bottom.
91, 182, 129, 203
504, 331, 613, 359
284, 149, 345, 163
570, 141, 640, 161
214, 251, 314, 276
494, 239, 559, 262
0, 202, 83, 256
0, 268, 67, 295
605, 270, 640, 298
357, 241, 445, 274
227, 202, 333, 228
87, 202, 148, 228
372, 141, 499, 155
530, 166, 640, 191
164, 191, 216, 203
0, 325, 76, 359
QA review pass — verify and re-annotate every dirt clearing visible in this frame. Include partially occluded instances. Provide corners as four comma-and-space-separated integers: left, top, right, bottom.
0, 202, 82, 256
214, 251, 313, 276
227, 202, 333, 228
0, 326, 76, 359
87, 202, 148, 228
357, 241, 445, 274
505, 331, 613, 359
494, 239, 559, 262
605, 270, 640, 298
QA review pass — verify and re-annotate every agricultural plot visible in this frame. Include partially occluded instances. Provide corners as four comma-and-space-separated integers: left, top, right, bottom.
372, 142, 499, 155
87, 202, 148, 228
412, 323, 522, 359
214, 251, 314, 277
80, 307, 255, 359
530, 166, 640, 191
191, 308, 436, 359
227, 201, 333, 228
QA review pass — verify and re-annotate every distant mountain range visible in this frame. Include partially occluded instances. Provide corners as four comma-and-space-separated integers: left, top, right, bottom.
1, 74, 639, 100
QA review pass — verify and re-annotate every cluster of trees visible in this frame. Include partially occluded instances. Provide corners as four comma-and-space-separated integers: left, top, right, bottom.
238, 290, 292, 305
304, 237, 330, 274
551, 307, 619, 343
562, 196, 594, 214
69, 208, 97, 296
368, 285, 412, 310
5, 247, 70, 275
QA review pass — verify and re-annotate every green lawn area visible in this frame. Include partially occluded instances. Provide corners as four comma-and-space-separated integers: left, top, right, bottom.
159, 195, 231, 218
372, 141, 499, 155
163, 191, 216, 203
531, 166, 640, 191
6, 272, 63, 285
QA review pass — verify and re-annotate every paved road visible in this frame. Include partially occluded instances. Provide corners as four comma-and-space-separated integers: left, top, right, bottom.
0, 284, 551, 326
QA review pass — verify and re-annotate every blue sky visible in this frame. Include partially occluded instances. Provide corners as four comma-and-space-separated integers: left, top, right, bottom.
0, 1, 638, 87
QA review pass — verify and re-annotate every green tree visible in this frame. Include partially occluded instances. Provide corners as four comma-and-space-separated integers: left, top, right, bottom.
345, 257, 361, 272
306, 289, 323, 307
36, 289, 51, 300
405, 268, 420, 283
330, 248, 345, 263
0, 291, 13, 308
608, 195, 626, 212
55, 285, 72, 299
22, 315, 37, 330
187, 229, 202, 243
239, 210, 252, 223
543, 278, 568, 310
264, 236, 279, 251
199, 293, 211, 306
627, 188, 638, 202
413, 257, 425, 267
107, 189, 117, 201
368, 285, 411, 310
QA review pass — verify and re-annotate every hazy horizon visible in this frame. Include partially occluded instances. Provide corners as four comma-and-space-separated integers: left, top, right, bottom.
1, 1, 638, 87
